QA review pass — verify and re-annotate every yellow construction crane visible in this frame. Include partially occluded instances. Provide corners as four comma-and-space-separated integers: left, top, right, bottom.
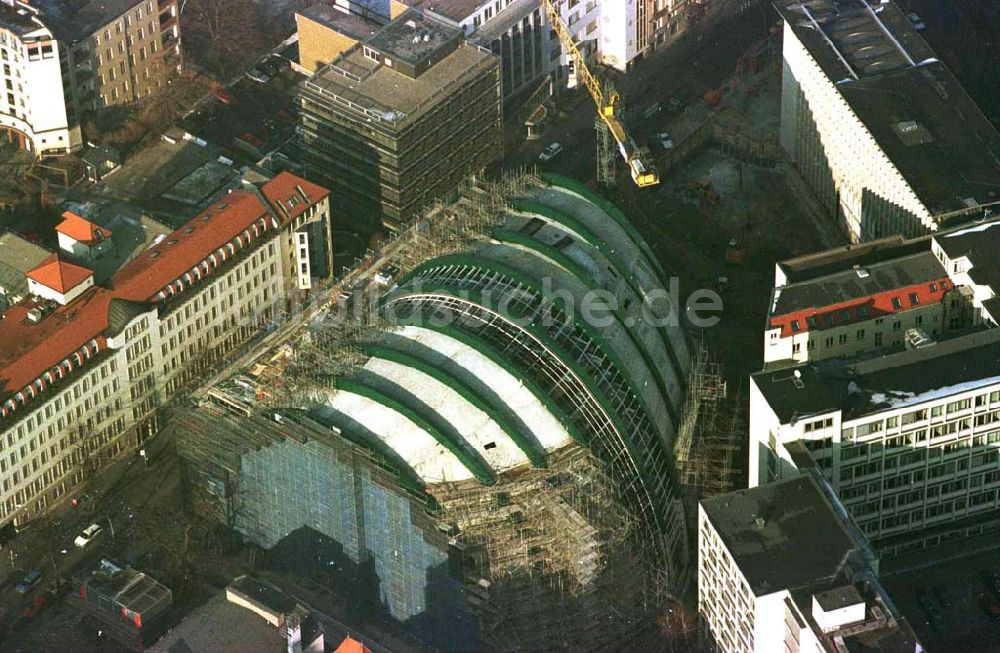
540, 0, 659, 188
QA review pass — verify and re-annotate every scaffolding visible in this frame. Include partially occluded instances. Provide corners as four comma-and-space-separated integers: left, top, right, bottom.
174, 168, 686, 651
673, 348, 741, 515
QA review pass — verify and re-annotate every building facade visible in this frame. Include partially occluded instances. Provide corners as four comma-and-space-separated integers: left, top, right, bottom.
763, 220, 1000, 367
0, 173, 329, 529
775, 0, 1000, 243
698, 473, 921, 653
298, 8, 501, 226
749, 329, 1000, 558
0, 0, 182, 156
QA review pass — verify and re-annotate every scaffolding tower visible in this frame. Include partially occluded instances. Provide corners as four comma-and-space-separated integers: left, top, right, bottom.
673, 348, 741, 516
595, 116, 615, 188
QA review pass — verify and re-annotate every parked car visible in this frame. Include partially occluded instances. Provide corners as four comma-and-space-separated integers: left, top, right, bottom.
538, 143, 563, 162
907, 13, 925, 30
642, 102, 662, 119
374, 264, 400, 287
23, 596, 49, 620
245, 67, 271, 84
213, 88, 236, 105
14, 569, 42, 594
74, 522, 102, 547
657, 131, 674, 151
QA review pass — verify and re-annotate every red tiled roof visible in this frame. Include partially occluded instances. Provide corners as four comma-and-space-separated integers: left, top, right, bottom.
769, 277, 951, 337
0, 173, 329, 410
26, 254, 93, 294
334, 636, 372, 653
56, 211, 112, 246
0, 288, 113, 399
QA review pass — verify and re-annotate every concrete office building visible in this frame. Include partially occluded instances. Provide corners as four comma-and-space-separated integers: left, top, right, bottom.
0, 0, 182, 155
298, 8, 501, 226
749, 327, 1000, 558
775, 0, 1000, 243
179, 175, 693, 651
0, 172, 329, 530
763, 218, 1000, 367
698, 473, 922, 653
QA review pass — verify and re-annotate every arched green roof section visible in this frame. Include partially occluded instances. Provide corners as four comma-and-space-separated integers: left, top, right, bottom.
509, 198, 604, 251
386, 320, 590, 449
397, 252, 673, 442
385, 278, 672, 526
541, 173, 669, 286
312, 407, 428, 498
334, 377, 497, 485
506, 197, 688, 392
492, 228, 679, 427
364, 343, 549, 469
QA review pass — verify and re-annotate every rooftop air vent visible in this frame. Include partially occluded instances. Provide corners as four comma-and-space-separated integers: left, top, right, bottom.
853, 264, 870, 278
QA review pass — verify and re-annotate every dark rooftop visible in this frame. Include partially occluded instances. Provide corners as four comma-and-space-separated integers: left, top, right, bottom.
35, 0, 144, 43
298, 2, 381, 41
753, 328, 1000, 423
775, 0, 1000, 216
814, 584, 863, 611
771, 250, 944, 316
777, 234, 928, 285
701, 475, 858, 595
365, 8, 462, 70
935, 219, 1000, 292
423, 0, 489, 22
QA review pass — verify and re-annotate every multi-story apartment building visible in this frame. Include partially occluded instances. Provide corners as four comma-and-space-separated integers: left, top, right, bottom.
0, 172, 329, 529
298, 8, 501, 226
698, 473, 921, 653
763, 219, 1000, 367
775, 0, 1000, 243
0, 0, 181, 156
749, 327, 1000, 558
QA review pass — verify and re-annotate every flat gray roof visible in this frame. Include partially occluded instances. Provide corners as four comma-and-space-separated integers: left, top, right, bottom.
298, 2, 381, 41
701, 475, 858, 596
775, 0, 1000, 216
935, 219, 1000, 293
35, 0, 143, 43
302, 39, 494, 128
753, 328, 1000, 423
423, 0, 487, 22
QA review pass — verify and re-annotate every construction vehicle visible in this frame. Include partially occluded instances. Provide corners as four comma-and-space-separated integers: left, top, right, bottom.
540, 0, 659, 188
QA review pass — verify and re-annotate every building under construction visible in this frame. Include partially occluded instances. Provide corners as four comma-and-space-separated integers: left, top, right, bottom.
176, 171, 694, 651
297, 8, 502, 227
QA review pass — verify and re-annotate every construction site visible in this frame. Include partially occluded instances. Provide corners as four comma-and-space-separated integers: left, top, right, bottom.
157, 167, 766, 651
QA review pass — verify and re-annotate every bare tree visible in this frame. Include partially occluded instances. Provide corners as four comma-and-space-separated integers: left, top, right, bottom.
182, 0, 269, 79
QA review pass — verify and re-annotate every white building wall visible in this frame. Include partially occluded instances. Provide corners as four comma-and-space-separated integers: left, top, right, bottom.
781, 22, 933, 242
598, 0, 636, 70
27, 274, 93, 305
750, 373, 1000, 552
0, 309, 158, 526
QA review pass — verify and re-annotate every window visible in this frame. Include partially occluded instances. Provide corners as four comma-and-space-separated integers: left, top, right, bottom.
806, 316, 816, 329
838, 334, 848, 344
858, 306, 868, 318
909, 292, 919, 305
825, 337, 834, 348
792, 342, 801, 354
840, 309, 851, 322
856, 329, 865, 340
930, 283, 938, 292
891, 297, 902, 309
791, 319, 800, 332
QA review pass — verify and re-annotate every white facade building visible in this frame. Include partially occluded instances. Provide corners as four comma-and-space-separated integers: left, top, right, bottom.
0, 0, 79, 154
0, 173, 330, 529
775, 0, 1000, 243
762, 218, 1000, 367
749, 328, 1000, 557
698, 473, 923, 653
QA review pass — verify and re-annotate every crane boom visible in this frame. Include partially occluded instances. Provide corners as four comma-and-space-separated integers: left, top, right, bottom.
540, 0, 659, 187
